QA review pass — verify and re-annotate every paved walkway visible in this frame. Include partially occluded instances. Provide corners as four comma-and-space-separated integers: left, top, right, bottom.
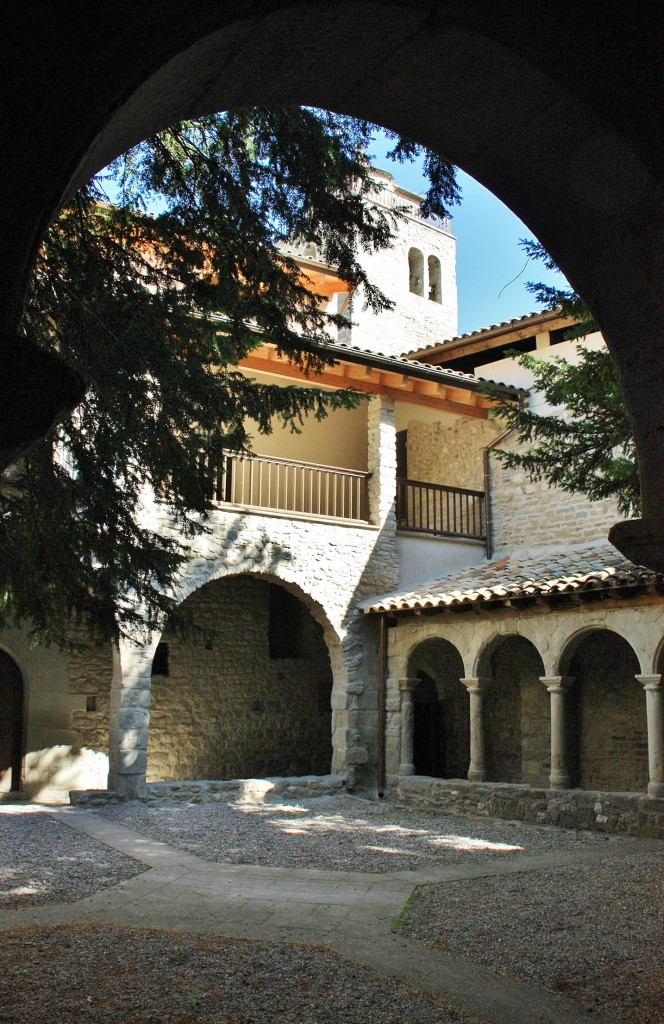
2, 805, 647, 1024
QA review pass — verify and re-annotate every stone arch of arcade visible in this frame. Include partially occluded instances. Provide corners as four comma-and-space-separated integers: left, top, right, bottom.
3, 5, 664, 568
474, 634, 548, 787
387, 606, 664, 799
402, 637, 468, 781
557, 628, 648, 794
109, 559, 353, 798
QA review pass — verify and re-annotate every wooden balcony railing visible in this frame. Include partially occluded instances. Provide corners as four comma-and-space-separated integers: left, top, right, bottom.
206, 450, 370, 523
396, 478, 486, 540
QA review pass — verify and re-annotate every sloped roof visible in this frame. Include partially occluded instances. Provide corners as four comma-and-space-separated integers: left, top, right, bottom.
363, 541, 664, 615
402, 310, 569, 362
313, 339, 526, 397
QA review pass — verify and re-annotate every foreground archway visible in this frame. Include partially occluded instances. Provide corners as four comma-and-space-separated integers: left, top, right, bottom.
2, 5, 663, 559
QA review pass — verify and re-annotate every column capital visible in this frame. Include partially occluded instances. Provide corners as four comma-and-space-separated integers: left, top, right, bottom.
399, 677, 419, 693
460, 676, 490, 693
636, 674, 662, 691
540, 675, 575, 693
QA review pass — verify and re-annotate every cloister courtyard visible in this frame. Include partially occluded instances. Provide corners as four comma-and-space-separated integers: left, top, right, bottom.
1, 793, 662, 1024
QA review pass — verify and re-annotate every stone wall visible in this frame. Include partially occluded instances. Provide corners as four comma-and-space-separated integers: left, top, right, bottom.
110, 395, 401, 797
0, 626, 111, 801
405, 415, 497, 490
484, 637, 549, 786
394, 775, 664, 840
148, 576, 333, 782
569, 631, 648, 791
487, 435, 620, 552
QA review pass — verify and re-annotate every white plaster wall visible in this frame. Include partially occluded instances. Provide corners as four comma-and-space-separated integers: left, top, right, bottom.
242, 368, 369, 471
396, 534, 485, 589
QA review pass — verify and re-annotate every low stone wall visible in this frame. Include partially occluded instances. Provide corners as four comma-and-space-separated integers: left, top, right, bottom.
393, 774, 664, 839
70, 773, 346, 806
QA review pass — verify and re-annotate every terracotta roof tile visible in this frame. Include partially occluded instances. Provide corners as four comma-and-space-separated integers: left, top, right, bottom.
363, 541, 664, 614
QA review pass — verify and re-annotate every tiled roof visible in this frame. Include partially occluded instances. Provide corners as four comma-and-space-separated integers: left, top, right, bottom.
363, 541, 664, 614
402, 310, 561, 359
313, 339, 526, 396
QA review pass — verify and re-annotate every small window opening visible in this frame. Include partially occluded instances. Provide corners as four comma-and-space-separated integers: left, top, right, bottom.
85, 695, 97, 713
152, 642, 170, 676
408, 248, 424, 296
269, 584, 304, 659
428, 256, 442, 303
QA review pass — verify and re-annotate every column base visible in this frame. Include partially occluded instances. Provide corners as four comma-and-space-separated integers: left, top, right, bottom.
399, 764, 415, 776
549, 772, 571, 789
467, 769, 486, 782
647, 781, 664, 799
109, 773, 148, 800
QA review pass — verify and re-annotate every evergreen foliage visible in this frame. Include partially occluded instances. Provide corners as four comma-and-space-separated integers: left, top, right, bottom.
489, 242, 639, 518
1, 108, 458, 644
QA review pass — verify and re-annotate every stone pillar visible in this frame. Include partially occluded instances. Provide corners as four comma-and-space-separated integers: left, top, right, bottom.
540, 676, 574, 789
107, 639, 153, 799
635, 674, 664, 798
461, 678, 489, 782
399, 677, 418, 775
367, 395, 397, 529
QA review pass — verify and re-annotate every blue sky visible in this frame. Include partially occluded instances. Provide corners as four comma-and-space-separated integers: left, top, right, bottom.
368, 133, 570, 336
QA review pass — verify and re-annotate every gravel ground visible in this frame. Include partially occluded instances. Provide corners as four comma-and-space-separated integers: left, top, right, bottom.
0, 924, 486, 1024
0, 809, 146, 908
397, 851, 664, 1023
98, 794, 628, 872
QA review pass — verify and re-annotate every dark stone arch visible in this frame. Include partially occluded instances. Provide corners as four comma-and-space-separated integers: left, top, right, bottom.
148, 574, 333, 782
565, 629, 646, 791
2, 5, 663, 553
0, 649, 24, 793
407, 637, 468, 779
481, 636, 547, 785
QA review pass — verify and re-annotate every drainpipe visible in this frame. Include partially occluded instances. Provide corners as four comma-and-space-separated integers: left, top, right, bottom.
377, 613, 388, 798
483, 395, 524, 559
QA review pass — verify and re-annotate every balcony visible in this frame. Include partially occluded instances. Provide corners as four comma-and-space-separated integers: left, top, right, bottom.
207, 450, 370, 523
396, 478, 486, 540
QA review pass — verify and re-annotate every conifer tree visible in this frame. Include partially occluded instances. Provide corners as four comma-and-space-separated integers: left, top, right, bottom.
489, 242, 639, 518
1, 107, 459, 644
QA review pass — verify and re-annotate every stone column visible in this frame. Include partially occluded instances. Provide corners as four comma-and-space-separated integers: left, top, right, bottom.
461, 678, 489, 782
635, 674, 664, 798
367, 395, 397, 529
107, 639, 153, 799
399, 678, 418, 775
540, 676, 574, 789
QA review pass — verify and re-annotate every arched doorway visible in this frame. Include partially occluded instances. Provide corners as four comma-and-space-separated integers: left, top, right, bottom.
407, 638, 468, 779
565, 630, 646, 791
0, 650, 24, 793
412, 671, 444, 777
148, 575, 334, 782
481, 636, 547, 784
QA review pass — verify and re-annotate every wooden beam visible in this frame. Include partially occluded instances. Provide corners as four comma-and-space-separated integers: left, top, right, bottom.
240, 354, 490, 417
